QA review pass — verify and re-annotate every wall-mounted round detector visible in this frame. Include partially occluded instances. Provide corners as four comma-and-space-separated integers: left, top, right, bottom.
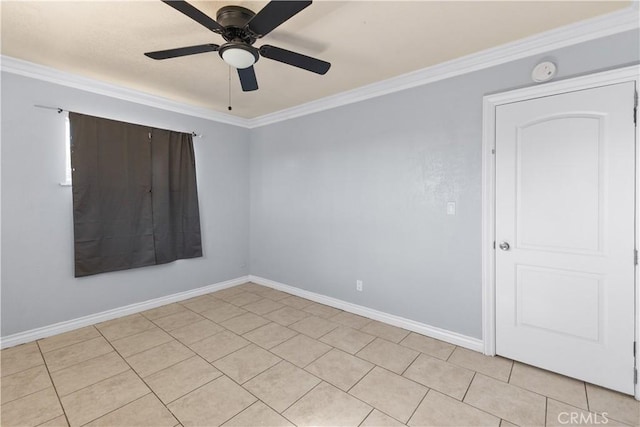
532, 61, 557, 82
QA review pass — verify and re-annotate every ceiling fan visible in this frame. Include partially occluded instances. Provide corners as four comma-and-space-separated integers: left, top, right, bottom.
145, 0, 331, 92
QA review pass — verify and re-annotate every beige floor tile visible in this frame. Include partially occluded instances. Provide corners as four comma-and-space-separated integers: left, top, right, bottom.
399, 333, 455, 360
330, 312, 372, 329
169, 319, 225, 345
463, 374, 546, 426
1, 342, 45, 377
243, 322, 298, 349
60, 370, 149, 427
448, 347, 513, 382
233, 283, 267, 293
110, 328, 174, 357
179, 295, 221, 313
271, 334, 332, 368
289, 316, 339, 339
403, 353, 474, 400
152, 310, 204, 332
510, 362, 587, 409
253, 288, 291, 301
144, 356, 222, 404
50, 351, 129, 397
284, 382, 372, 426
265, 306, 311, 326
43, 337, 112, 372
213, 344, 281, 384
126, 340, 194, 377
586, 383, 640, 426
96, 314, 156, 341
221, 312, 270, 334
360, 321, 410, 343
141, 303, 188, 321
223, 401, 294, 427
357, 338, 419, 374
189, 330, 250, 362
37, 415, 69, 426
349, 366, 427, 423
242, 298, 285, 315
546, 399, 625, 427
280, 295, 315, 310
0, 387, 63, 427
303, 302, 343, 319
168, 376, 256, 427
226, 292, 263, 307
38, 327, 100, 354
1, 365, 51, 404
360, 410, 405, 426
305, 348, 374, 391
210, 286, 248, 299
409, 390, 500, 427
200, 303, 247, 323
244, 361, 321, 412
319, 326, 375, 354
85, 394, 177, 426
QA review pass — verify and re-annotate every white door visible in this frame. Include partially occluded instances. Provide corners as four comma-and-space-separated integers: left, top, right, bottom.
495, 81, 636, 394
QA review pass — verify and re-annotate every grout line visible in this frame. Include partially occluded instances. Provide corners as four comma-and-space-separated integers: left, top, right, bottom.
406, 387, 430, 424
584, 381, 591, 412
35, 341, 71, 427
544, 397, 548, 427
357, 408, 376, 427
461, 372, 477, 402
80, 392, 154, 426
446, 346, 458, 361
400, 349, 422, 377
507, 360, 515, 383
37, 326, 101, 355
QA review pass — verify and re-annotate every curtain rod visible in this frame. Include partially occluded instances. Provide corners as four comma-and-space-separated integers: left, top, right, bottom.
33, 104, 202, 138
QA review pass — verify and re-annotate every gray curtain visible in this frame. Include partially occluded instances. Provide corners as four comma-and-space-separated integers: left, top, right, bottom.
70, 113, 202, 277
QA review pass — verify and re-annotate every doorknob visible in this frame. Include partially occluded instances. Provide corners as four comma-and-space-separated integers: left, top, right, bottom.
499, 242, 510, 251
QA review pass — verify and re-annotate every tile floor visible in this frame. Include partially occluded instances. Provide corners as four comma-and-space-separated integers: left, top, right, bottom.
1, 282, 638, 427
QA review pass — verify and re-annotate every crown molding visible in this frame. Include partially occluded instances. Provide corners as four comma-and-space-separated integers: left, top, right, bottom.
0, 56, 252, 128
248, 3, 640, 128
1, 3, 638, 130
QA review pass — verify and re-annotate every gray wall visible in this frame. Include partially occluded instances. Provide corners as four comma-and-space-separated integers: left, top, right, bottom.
249, 29, 640, 339
1, 73, 250, 336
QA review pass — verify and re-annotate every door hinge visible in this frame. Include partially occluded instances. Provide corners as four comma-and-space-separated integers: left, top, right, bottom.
635, 368, 638, 384
493, 241, 496, 250
635, 249, 638, 265
634, 341, 637, 357
491, 148, 496, 155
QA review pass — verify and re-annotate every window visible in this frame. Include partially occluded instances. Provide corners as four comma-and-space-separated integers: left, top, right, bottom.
60, 113, 72, 186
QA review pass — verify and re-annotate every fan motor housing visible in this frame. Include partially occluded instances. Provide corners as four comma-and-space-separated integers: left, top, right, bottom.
217, 6, 258, 44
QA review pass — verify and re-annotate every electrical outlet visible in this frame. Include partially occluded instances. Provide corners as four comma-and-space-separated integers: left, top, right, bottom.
356, 280, 363, 292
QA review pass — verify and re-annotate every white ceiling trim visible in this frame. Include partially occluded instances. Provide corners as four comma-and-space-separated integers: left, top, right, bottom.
249, 3, 639, 128
0, 56, 252, 128
1, 3, 637, 130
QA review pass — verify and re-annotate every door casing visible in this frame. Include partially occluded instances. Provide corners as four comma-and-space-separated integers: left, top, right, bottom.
481, 64, 640, 400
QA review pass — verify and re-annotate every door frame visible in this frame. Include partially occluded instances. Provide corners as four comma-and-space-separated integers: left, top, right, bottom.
481, 64, 640, 399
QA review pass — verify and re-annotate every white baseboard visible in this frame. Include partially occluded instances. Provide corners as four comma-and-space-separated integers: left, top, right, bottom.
0, 275, 250, 349
249, 275, 484, 353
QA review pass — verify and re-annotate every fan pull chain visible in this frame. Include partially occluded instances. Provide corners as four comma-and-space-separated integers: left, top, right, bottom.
228, 66, 233, 111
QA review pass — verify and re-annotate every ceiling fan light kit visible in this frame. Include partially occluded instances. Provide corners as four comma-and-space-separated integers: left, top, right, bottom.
220, 43, 259, 69
145, 0, 330, 92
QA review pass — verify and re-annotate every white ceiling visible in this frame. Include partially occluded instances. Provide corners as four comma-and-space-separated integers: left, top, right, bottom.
0, 1, 630, 118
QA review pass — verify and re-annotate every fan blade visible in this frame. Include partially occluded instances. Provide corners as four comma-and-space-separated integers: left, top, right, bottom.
260, 45, 330, 75
161, 0, 225, 33
247, 1, 312, 37
145, 44, 219, 60
238, 66, 258, 91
